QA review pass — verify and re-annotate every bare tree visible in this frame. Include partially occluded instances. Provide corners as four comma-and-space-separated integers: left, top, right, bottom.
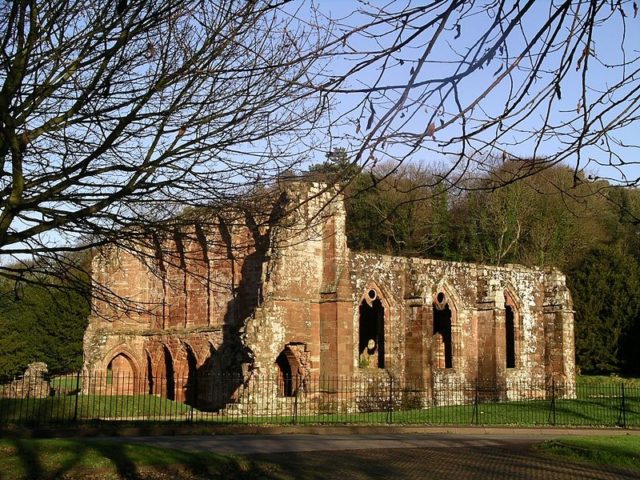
4, 0, 640, 281
0, 0, 333, 280
321, 1, 640, 195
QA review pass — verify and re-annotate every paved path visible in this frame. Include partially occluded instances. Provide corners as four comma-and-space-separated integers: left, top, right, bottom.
101, 433, 640, 479
118, 433, 540, 455
244, 443, 639, 480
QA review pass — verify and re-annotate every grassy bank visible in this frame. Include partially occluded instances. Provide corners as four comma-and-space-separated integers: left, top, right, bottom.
539, 435, 640, 472
0, 438, 260, 479
0, 394, 191, 424
577, 376, 640, 387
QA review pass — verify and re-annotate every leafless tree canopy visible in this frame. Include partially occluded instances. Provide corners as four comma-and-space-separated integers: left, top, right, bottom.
323, 0, 640, 189
0, 0, 331, 277
2, 0, 640, 280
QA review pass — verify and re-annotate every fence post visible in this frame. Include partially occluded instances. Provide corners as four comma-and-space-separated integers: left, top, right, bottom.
34, 374, 43, 426
188, 374, 194, 424
192, 372, 198, 423
548, 379, 556, 426
618, 383, 627, 428
22, 376, 29, 426
472, 379, 479, 425
292, 374, 300, 425
387, 376, 394, 424
73, 371, 80, 423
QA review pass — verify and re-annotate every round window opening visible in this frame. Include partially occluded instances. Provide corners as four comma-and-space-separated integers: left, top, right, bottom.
367, 289, 377, 300
437, 292, 446, 304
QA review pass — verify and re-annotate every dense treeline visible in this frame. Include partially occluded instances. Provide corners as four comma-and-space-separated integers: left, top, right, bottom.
314, 150, 640, 376
0, 258, 90, 378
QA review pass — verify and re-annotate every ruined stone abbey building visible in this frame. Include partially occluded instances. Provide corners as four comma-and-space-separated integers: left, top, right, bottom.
83, 183, 576, 408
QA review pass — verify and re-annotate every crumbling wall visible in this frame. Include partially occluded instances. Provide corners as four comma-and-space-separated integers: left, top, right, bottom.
83, 181, 576, 411
348, 252, 576, 401
243, 184, 351, 392
1, 363, 50, 399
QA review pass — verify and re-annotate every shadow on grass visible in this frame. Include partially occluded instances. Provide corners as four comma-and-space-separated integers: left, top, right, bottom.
1, 438, 284, 479
11, 439, 45, 480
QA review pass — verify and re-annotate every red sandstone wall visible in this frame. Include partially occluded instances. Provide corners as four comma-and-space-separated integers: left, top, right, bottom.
83, 183, 576, 408
348, 253, 576, 394
90, 222, 257, 330
84, 214, 263, 400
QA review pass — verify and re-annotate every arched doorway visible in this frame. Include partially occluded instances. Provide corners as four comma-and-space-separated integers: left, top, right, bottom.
358, 289, 385, 369
506, 305, 515, 368
275, 345, 304, 397
106, 353, 137, 395
276, 350, 294, 397
504, 290, 520, 369
184, 344, 198, 406
163, 345, 175, 401
433, 291, 454, 369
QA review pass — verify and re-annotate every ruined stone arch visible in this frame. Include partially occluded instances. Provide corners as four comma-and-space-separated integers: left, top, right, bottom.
181, 341, 200, 364
144, 348, 154, 395
163, 344, 177, 401
102, 346, 142, 395
275, 343, 306, 397
358, 282, 391, 369
430, 282, 461, 370
147, 344, 165, 395
173, 341, 200, 371
102, 345, 142, 376
193, 340, 221, 378
179, 341, 199, 406
149, 343, 176, 401
429, 280, 463, 310
503, 285, 523, 369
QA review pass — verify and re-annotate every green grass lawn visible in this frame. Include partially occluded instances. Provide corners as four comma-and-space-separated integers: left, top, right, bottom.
289, 395, 639, 426
49, 375, 82, 394
0, 394, 192, 424
180, 393, 639, 427
0, 438, 269, 479
1, 393, 638, 427
538, 435, 640, 472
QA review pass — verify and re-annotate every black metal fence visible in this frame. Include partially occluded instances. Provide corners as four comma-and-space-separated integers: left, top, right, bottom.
0, 372, 638, 428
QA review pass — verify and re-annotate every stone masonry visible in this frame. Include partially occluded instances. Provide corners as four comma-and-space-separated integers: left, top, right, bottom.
83, 182, 576, 409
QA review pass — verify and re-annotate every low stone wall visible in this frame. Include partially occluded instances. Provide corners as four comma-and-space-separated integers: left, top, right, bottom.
0, 363, 51, 399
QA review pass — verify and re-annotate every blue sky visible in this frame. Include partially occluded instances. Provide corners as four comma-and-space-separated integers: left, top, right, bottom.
2, 1, 639, 265
303, 1, 640, 185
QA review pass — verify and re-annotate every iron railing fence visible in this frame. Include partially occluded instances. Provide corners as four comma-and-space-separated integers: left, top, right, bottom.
0, 372, 637, 428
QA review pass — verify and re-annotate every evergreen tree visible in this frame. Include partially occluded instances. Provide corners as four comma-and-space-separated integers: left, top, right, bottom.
568, 246, 640, 375
0, 271, 89, 377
